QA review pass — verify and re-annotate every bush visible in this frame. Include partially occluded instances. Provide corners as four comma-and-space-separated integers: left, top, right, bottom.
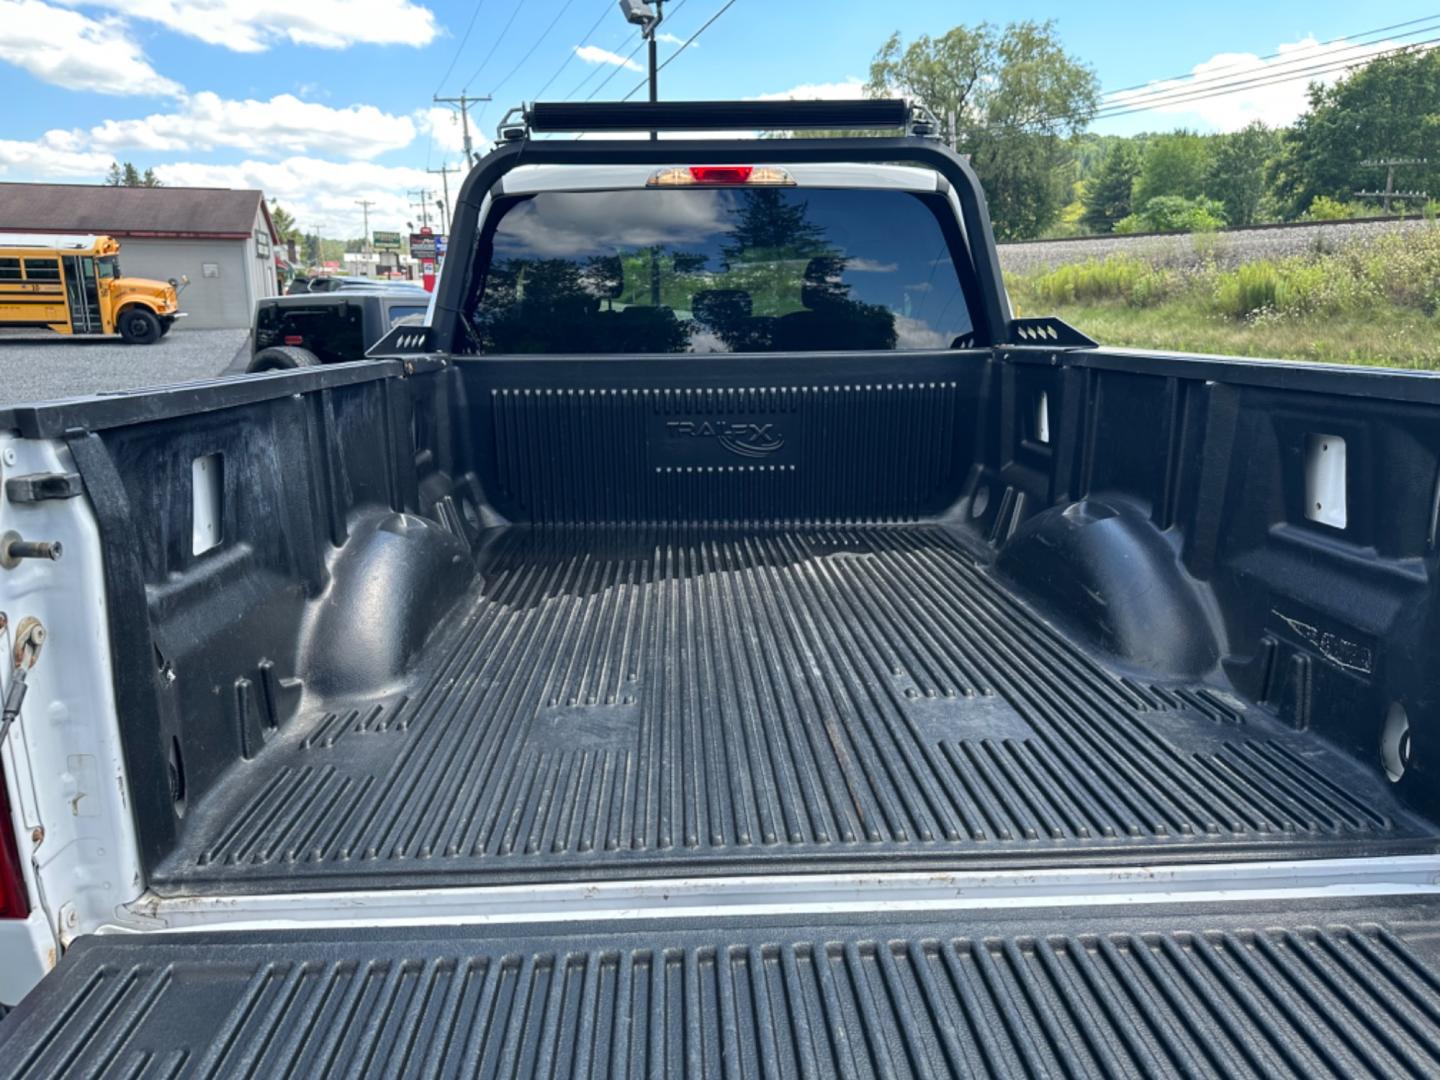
1110, 196, 1227, 235
1301, 195, 1381, 221
1022, 255, 1175, 306
1213, 258, 1354, 319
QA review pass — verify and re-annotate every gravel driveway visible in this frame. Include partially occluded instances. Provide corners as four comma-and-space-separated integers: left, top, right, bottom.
0, 328, 249, 408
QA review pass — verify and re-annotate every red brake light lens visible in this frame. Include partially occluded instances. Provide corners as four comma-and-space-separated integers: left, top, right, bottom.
283, 335, 304, 346
688, 166, 753, 185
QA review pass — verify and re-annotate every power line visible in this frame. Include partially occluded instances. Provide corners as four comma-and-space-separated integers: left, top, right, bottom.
1092, 37, 1439, 120
619, 0, 733, 101
433, 0, 489, 95
529, 0, 617, 101
1100, 14, 1440, 98
579, 36, 648, 100
461, 0, 526, 91
1094, 25, 1440, 116
487, 0, 587, 99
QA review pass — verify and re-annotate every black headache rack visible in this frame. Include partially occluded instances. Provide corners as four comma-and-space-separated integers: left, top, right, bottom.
423, 98, 1017, 356
375, 97, 1103, 358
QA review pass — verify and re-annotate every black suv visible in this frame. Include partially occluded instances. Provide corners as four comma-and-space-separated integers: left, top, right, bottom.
249, 289, 429, 372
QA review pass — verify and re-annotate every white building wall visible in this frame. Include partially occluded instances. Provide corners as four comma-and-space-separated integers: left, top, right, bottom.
115, 238, 248, 329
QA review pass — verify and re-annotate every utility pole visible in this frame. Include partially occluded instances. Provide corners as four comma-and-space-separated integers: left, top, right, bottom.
427, 163, 459, 234
354, 199, 376, 276
1356, 158, 1428, 214
432, 93, 491, 167
620, 0, 664, 139
407, 190, 435, 228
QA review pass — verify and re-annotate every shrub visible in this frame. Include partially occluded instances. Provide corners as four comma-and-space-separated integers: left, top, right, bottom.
1212, 258, 1352, 319
1111, 196, 1227, 235
1302, 195, 1376, 221
1022, 255, 1175, 306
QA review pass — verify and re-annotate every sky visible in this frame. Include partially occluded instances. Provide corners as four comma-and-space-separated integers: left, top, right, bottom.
0, 0, 1431, 235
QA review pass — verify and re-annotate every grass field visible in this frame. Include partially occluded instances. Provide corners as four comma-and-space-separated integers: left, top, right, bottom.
1006, 224, 1440, 369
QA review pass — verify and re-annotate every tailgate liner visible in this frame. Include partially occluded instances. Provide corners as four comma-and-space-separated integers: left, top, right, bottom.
7, 898, 1440, 1077
154, 526, 1436, 892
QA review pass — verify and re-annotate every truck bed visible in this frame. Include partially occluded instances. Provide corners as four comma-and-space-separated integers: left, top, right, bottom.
152, 522, 1434, 893
10, 896, 1440, 1077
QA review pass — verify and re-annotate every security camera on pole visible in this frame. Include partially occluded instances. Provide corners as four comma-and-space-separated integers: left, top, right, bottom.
619, 0, 664, 140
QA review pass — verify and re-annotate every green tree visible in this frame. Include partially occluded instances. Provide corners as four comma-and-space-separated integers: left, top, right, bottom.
867, 20, 1099, 239
1133, 131, 1214, 206
106, 161, 160, 187
1080, 141, 1142, 233
267, 201, 302, 246
1269, 47, 1440, 219
1205, 122, 1279, 226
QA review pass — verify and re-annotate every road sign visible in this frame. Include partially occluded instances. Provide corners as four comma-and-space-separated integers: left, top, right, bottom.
372, 230, 402, 251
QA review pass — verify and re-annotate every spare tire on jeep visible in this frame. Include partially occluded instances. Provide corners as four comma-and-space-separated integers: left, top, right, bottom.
248, 345, 321, 373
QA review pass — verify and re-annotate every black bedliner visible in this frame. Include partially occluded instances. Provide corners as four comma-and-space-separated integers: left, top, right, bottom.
7, 896, 1440, 1078
149, 523, 1436, 893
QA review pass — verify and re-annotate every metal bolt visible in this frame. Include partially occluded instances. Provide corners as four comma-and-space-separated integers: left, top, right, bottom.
30, 827, 43, 843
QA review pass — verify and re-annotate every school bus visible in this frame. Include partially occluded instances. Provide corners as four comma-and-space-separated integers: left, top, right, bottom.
0, 234, 185, 344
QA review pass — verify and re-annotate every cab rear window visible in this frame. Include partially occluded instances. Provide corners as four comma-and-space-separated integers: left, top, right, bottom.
469, 186, 977, 354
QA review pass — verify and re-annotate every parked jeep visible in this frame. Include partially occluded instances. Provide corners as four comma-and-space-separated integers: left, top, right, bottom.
248, 289, 429, 371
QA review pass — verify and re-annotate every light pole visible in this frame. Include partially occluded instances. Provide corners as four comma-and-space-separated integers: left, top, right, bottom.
619, 0, 664, 139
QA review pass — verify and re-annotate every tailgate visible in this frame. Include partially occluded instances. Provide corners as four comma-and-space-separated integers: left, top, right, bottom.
5, 898, 1440, 1077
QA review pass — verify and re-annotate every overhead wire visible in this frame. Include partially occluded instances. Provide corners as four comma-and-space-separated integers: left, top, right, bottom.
1093, 23, 1440, 117
1102, 14, 1439, 98
432, 0, 490, 95
1091, 36, 1440, 120
488, 0, 588, 99
528, 0, 619, 101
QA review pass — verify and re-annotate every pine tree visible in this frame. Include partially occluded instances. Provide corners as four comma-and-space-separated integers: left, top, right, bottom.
1080, 142, 1141, 233
121, 163, 142, 186
140, 168, 163, 188
105, 162, 123, 186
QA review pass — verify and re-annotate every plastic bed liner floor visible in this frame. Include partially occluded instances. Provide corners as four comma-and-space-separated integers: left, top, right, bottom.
9, 897, 1440, 1077
153, 525, 1438, 893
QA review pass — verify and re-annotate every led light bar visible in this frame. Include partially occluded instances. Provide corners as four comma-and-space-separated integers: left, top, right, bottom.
526, 99, 911, 134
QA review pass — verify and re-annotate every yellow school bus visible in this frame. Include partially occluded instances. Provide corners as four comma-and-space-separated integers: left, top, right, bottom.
0, 234, 185, 344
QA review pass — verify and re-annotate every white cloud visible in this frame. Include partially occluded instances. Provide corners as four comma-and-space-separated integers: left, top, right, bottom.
752, 77, 867, 102
0, 130, 114, 177
154, 157, 435, 236
64, 0, 439, 53
0, 0, 182, 95
1102, 36, 1411, 132
88, 92, 417, 159
655, 32, 692, 48
574, 44, 643, 72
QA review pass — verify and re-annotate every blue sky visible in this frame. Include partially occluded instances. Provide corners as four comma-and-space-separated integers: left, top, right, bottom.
0, 0, 1428, 233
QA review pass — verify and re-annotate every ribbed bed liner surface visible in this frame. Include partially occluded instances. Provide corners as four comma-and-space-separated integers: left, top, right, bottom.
154, 526, 1435, 891
9, 899, 1440, 1078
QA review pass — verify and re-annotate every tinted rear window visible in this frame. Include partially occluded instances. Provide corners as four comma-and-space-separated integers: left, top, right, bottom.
470, 187, 976, 354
